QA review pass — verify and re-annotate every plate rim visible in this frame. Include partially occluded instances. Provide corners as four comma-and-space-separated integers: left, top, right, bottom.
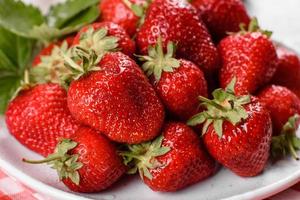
1, 154, 300, 200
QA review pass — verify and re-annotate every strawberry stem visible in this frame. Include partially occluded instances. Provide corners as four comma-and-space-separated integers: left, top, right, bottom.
22, 155, 62, 164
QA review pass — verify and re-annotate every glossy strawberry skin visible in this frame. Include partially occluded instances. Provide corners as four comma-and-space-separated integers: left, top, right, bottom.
203, 98, 272, 177
219, 32, 278, 95
152, 59, 208, 120
258, 85, 300, 136
32, 36, 74, 66
144, 122, 217, 192
5, 83, 79, 156
99, 0, 145, 37
271, 46, 300, 98
73, 22, 136, 57
136, 0, 219, 74
67, 52, 165, 144
62, 126, 126, 193
192, 0, 250, 41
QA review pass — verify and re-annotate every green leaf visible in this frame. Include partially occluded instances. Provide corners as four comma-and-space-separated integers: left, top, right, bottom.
213, 119, 223, 138
0, 27, 35, 114
0, 50, 15, 70
131, 4, 144, 17
0, 75, 21, 113
30, 6, 99, 43
47, 0, 99, 28
225, 77, 236, 94
0, 26, 34, 70
0, 0, 44, 38
187, 113, 206, 126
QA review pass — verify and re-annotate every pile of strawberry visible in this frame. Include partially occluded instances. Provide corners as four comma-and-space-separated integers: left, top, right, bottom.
2, 0, 300, 194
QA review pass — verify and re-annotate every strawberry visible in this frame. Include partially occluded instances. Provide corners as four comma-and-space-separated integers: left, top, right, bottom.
188, 78, 272, 177
73, 22, 135, 57
136, 0, 219, 74
99, 0, 148, 36
65, 47, 165, 144
191, 0, 250, 41
219, 18, 278, 95
23, 126, 126, 193
32, 36, 74, 67
258, 85, 300, 136
5, 82, 79, 156
137, 38, 208, 120
120, 122, 217, 192
31, 37, 74, 84
271, 45, 300, 98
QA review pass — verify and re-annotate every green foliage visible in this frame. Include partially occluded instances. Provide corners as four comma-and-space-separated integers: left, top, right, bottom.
187, 78, 251, 137
0, 27, 35, 114
120, 135, 171, 180
0, 0, 100, 113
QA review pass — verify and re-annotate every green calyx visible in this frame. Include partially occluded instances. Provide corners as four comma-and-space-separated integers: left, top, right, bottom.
122, 0, 151, 26
136, 37, 180, 81
239, 17, 273, 38
30, 40, 72, 85
23, 139, 83, 185
79, 27, 119, 57
62, 46, 101, 83
187, 78, 251, 137
271, 114, 300, 160
119, 135, 171, 180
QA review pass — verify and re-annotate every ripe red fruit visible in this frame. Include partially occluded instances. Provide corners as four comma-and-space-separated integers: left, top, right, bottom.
219, 18, 278, 95
73, 22, 135, 57
121, 122, 217, 192
258, 85, 300, 136
271, 45, 300, 98
188, 78, 272, 177
137, 38, 208, 120
99, 0, 147, 36
66, 48, 165, 144
5, 83, 79, 156
23, 126, 126, 193
136, 0, 219, 74
191, 0, 250, 41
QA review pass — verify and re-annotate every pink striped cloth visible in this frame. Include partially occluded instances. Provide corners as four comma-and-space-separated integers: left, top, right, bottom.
1, 168, 300, 200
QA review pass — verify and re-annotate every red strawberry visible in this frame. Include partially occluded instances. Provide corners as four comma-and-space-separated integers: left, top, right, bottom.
121, 122, 217, 192
23, 126, 126, 193
191, 0, 250, 41
219, 18, 278, 95
5, 83, 79, 156
137, 38, 208, 120
32, 36, 74, 67
31, 37, 74, 84
258, 85, 300, 136
136, 0, 219, 74
271, 45, 300, 98
99, 0, 148, 36
65, 47, 165, 144
188, 78, 272, 177
73, 22, 135, 57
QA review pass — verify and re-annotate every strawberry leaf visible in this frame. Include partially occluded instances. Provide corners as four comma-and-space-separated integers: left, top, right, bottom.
47, 0, 99, 28
0, 0, 44, 38
0, 27, 35, 114
31, 5, 99, 43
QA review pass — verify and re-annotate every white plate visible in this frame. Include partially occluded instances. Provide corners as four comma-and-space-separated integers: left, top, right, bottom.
1, 117, 300, 200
